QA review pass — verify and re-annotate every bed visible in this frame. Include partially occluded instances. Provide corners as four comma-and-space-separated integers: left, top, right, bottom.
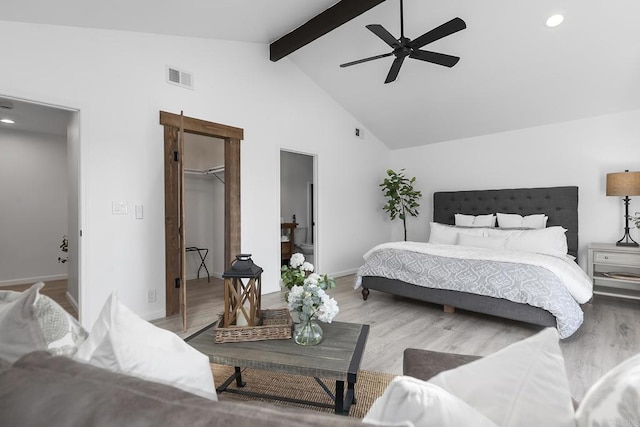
356, 186, 593, 338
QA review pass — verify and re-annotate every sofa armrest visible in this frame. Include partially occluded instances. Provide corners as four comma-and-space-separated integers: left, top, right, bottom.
402, 348, 481, 382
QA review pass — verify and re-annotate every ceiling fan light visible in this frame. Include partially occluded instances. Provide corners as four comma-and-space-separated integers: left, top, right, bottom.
546, 14, 564, 27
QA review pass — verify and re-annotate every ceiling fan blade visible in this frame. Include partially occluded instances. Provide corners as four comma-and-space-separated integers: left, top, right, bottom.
385, 56, 406, 84
409, 17, 466, 49
366, 24, 401, 49
410, 49, 460, 67
340, 52, 394, 68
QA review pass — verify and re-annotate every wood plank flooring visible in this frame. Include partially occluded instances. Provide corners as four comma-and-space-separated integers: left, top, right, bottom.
8, 275, 639, 401
2, 279, 78, 319
154, 275, 640, 401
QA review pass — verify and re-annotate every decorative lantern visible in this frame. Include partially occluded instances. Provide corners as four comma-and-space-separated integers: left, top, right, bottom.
222, 254, 263, 327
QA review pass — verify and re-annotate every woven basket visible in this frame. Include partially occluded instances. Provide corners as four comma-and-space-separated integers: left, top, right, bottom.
214, 308, 292, 343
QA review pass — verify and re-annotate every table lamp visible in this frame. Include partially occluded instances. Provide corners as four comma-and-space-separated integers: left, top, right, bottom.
606, 170, 640, 247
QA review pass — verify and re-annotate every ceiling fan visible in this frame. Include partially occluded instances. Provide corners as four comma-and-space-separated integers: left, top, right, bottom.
340, 0, 466, 84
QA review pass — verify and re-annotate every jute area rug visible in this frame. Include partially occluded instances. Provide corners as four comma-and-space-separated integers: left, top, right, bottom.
211, 364, 396, 419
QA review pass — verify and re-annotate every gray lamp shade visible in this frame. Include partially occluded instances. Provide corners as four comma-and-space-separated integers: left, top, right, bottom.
606, 171, 640, 196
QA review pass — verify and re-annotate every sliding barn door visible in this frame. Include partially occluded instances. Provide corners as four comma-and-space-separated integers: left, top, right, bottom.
163, 114, 188, 330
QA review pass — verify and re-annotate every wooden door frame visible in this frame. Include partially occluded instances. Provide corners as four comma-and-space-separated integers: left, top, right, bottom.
160, 111, 243, 316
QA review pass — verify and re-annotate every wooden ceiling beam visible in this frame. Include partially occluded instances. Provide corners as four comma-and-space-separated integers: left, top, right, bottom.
269, 0, 386, 62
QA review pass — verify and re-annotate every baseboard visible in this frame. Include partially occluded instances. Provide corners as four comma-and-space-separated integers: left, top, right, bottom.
0, 274, 68, 288
65, 291, 79, 312
329, 268, 359, 278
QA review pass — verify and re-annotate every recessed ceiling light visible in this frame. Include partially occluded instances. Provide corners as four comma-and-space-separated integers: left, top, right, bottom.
0, 118, 15, 124
546, 14, 564, 27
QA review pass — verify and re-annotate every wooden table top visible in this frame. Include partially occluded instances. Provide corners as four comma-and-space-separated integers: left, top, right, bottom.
188, 321, 369, 382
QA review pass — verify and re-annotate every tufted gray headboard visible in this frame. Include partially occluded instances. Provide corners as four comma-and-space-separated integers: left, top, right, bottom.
433, 186, 579, 258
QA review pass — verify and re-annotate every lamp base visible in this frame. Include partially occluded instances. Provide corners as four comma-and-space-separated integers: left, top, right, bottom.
616, 230, 639, 247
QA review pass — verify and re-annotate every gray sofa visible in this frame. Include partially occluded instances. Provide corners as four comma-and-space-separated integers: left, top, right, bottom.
0, 351, 370, 427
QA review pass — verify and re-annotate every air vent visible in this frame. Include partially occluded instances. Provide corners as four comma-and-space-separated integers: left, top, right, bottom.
166, 66, 194, 90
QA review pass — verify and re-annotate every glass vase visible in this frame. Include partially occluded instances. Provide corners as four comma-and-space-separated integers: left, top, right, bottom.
293, 319, 323, 346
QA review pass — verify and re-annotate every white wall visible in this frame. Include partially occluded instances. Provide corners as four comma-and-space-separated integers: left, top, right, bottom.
0, 128, 68, 285
0, 21, 390, 327
389, 109, 640, 268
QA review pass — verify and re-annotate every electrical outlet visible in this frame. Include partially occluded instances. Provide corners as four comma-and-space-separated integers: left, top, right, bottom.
147, 289, 157, 303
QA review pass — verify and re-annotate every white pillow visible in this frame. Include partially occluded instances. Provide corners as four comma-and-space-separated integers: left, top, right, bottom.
0, 282, 88, 360
497, 213, 548, 229
428, 222, 488, 245
457, 234, 507, 251
575, 353, 640, 427
455, 213, 496, 227
364, 376, 498, 427
488, 226, 568, 258
428, 328, 575, 427
74, 292, 217, 400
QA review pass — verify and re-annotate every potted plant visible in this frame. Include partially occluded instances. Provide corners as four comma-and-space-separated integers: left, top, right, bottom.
380, 168, 422, 241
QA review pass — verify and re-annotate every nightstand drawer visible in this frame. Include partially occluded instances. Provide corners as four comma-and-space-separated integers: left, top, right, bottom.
593, 251, 640, 266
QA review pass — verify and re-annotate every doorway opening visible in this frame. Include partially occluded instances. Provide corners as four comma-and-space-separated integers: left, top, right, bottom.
280, 150, 317, 270
0, 95, 81, 319
160, 111, 243, 327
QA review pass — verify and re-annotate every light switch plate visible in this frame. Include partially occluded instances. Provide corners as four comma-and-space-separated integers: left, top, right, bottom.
135, 204, 143, 219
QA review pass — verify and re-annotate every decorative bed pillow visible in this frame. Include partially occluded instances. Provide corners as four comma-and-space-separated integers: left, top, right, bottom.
0, 283, 47, 363
487, 226, 568, 258
0, 282, 87, 362
575, 352, 640, 427
364, 376, 498, 427
428, 222, 488, 245
454, 213, 496, 227
428, 328, 575, 427
75, 292, 217, 401
496, 213, 548, 229
457, 234, 507, 251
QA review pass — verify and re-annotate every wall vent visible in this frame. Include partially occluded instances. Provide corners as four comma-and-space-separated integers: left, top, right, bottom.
166, 66, 194, 90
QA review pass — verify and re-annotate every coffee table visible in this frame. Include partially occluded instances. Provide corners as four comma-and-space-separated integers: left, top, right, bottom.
187, 321, 369, 415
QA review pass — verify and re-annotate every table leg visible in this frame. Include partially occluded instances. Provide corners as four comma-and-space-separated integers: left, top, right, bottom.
234, 366, 245, 387
334, 380, 345, 415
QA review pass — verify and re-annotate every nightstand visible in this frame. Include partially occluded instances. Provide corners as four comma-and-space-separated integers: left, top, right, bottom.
588, 243, 640, 300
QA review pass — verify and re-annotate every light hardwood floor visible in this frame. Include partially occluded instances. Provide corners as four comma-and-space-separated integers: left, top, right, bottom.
152, 274, 640, 401
3, 279, 78, 319
10, 275, 639, 401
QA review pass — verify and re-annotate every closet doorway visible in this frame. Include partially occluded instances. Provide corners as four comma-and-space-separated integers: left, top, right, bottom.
280, 150, 317, 270
160, 112, 243, 323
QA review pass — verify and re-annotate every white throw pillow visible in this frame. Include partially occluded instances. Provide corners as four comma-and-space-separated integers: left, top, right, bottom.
364, 376, 498, 427
457, 234, 507, 251
455, 213, 496, 227
575, 353, 640, 427
428, 328, 575, 427
75, 292, 217, 400
0, 282, 87, 361
428, 222, 488, 245
496, 213, 548, 229
487, 226, 568, 258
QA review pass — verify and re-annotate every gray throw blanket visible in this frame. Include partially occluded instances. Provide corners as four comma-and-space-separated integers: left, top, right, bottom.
357, 248, 583, 338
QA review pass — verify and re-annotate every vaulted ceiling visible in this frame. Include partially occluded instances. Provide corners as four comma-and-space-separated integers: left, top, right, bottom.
3, 0, 640, 149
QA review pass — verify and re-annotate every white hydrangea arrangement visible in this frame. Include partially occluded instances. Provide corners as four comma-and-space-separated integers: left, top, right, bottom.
287, 281, 339, 324
281, 253, 338, 324
280, 253, 334, 293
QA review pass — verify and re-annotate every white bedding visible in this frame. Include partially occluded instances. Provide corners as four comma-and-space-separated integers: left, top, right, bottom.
360, 241, 593, 304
